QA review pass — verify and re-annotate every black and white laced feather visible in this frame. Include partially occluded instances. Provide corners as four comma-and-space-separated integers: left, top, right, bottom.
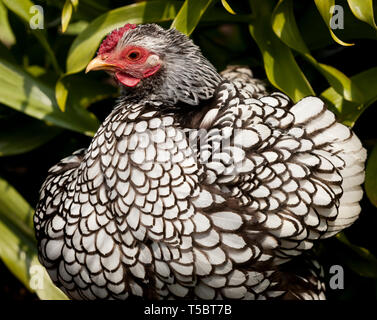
34, 24, 366, 300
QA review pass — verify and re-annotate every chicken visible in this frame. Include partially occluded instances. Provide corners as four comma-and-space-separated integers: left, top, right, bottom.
34, 23, 366, 300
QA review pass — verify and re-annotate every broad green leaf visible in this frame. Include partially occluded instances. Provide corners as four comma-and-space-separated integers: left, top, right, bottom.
171, 0, 214, 35
0, 117, 61, 156
64, 20, 89, 35
0, 176, 68, 299
61, 0, 73, 33
314, 0, 354, 46
2, 0, 32, 21
66, 1, 184, 75
336, 233, 377, 278
346, 67, 377, 104
365, 144, 377, 208
321, 67, 377, 126
0, 0, 16, 47
249, 0, 314, 102
308, 58, 363, 103
347, 0, 377, 31
2, 0, 62, 74
272, 0, 309, 54
79, 0, 107, 13
0, 57, 99, 136
0, 176, 34, 236
221, 0, 236, 15
272, 0, 363, 103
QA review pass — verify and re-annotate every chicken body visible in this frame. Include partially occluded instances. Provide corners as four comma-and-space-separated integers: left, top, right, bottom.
34, 25, 366, 300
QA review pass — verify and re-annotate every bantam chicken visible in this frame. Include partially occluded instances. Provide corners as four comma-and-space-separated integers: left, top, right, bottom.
34, 23, 366, 300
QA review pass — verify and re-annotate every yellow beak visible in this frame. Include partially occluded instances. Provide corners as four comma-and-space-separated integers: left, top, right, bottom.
85, 57, 118, 73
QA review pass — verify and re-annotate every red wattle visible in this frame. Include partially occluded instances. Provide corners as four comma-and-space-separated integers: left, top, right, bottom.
115, 72, 141, 87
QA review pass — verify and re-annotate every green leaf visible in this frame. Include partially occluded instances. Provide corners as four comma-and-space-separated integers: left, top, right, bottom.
64, 20, 89, 35
311, 59, 364, 103
221, 0, 236, 15
79, 0, 106, 13
71, 0, 79, 10
0, 117, 61, 156
347, 0, 377, 31
0, 0, 16, 47
0, 176, 34, 236
66, 0, 184, 76
0, 57, 99, 135
249, 0, 314, 102
321, 67, 377, 126
272, 0, 363, 103
55, 77, 69, 112
0, 176, 68, 299
61, 0, 73, 33
25, 64, 47, 77
2, 0, 62, 74
365, 144, 377, 208
336, 232, 377, 278
272, 0, 309, 54
314, 0, 354, 46
171, 0, 214, 35
346, 67, 377, 105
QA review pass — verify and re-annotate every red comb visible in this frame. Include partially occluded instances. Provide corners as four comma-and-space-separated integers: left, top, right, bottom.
98, 23, 137, 55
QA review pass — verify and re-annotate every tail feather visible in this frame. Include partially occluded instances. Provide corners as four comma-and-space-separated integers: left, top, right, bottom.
289, 97, 366, 239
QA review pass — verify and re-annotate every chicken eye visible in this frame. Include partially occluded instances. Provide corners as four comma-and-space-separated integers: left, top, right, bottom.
127, 50, 141, 60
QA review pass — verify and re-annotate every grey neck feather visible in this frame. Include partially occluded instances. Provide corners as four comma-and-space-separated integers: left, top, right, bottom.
117, 24, 223, 107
